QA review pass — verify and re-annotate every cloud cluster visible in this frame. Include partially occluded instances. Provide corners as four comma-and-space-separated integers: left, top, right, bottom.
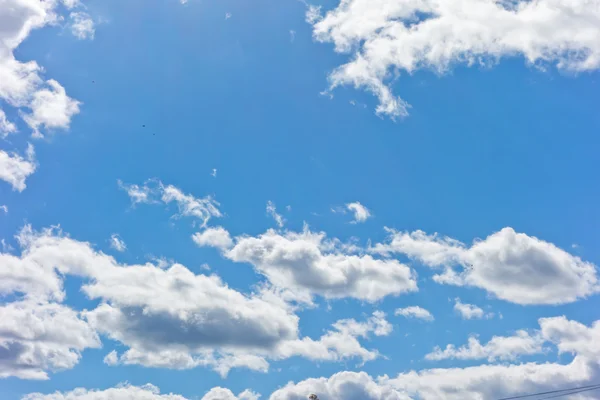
272, 314, 600, 400
372, 227, 599, 305
308, 0, 600, 117
1, 225, 391, 378
0, 0, 95, 191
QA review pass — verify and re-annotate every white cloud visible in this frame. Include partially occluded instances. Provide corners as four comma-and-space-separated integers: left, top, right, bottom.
346, 202, 371, 223
0, 109, 17, 138
426, 331, 545, 362
266, 200, 285, 228
211, 168, 217, 177
371, 227, 599, 305
202, 388, 260, 400
69, 11, 95, 40
395, 306, 434, 322
308, 0, 600, 118
453, 298, 492, 320
290, 30, 296, 42
23, 384, 260, 400
226, 226, 417, 303
22, 79, 81, 137
225, 13, 232, 20
118, 180, 222, 227
23, 383, 188, 400
0, 205, 7, 214
0, 300, 100, 380
192, 227, 233, 251
0, 143, 36, 191
109, 234, 126, 252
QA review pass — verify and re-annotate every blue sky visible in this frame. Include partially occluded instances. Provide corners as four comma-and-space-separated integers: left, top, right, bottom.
1, 1, 600, 400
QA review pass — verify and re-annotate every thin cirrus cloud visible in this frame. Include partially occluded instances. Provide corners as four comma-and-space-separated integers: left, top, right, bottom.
307, 0, 600, 118
118, 179, 222, 227
266, 200, 285, 228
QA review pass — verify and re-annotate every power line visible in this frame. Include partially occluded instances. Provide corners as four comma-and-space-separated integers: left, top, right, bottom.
496, 384, 600, 400
537, 386, 600, 400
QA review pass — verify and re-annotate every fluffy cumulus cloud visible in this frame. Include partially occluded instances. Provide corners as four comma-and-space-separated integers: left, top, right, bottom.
371, 227, 600, 305
0, 143, 36, 191
1, 225, 390, 378
308, 0, 600, 118
346, 202, 371, 223
395, 306, 434, 322
119, 180, 222, 227
453, 298, 492, 320
222, 227, 417, 303
0, 0, 82, 133
0, 300, 100, 380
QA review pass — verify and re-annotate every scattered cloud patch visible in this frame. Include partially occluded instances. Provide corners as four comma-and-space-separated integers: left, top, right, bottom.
371, 227, 600, 305
453, 298, 492, 320
0, 205, 7, 214
308, 0, 600, 118
0, 143, 36, 191
22, 80, 81, 137
0, 109, 17, 138
69, 12, 95, 40
225, 12, 232, 20
211, 168, 217, 178
346, 202, 371, 223
395, 306, 434, 322
109, 234, 126, 252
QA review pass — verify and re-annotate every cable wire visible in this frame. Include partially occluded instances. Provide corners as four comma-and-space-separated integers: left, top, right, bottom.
537, 385, 600, 400
495, 384, 600, 400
